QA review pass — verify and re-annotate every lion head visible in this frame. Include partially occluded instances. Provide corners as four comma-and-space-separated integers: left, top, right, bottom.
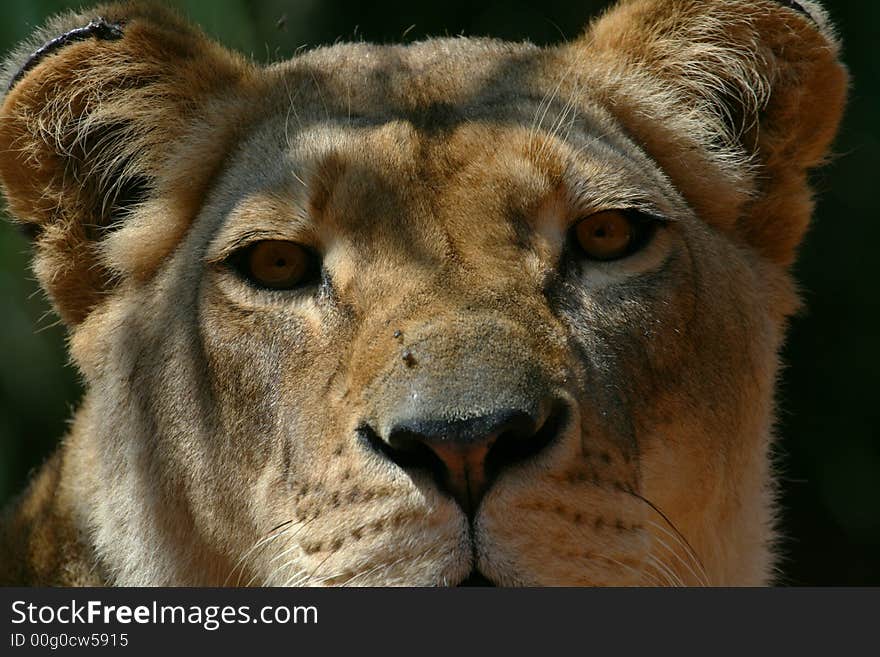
0, 0, 847, 586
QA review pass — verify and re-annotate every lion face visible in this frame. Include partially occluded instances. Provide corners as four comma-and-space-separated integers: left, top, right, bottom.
0, 1, 847, 586
78, 44, 804, 586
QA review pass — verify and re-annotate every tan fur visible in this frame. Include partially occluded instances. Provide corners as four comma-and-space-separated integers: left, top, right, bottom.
0, 0, 846, 586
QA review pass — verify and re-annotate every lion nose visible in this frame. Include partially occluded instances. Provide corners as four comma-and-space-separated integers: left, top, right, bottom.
373, 404, 565, 516
358, 315, 568, 515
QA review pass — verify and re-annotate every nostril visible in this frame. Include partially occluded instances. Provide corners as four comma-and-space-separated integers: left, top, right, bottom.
484, 402, 569, 478
358, 422, 448, 479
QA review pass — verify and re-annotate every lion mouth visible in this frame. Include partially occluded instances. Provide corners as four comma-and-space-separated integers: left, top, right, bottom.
456, 570, 496, 587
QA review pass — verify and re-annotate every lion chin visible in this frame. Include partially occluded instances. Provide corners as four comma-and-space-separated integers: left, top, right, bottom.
0, 0, 847, 586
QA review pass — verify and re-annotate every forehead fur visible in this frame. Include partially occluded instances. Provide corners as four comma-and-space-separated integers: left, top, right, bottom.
104, 36, 706, 282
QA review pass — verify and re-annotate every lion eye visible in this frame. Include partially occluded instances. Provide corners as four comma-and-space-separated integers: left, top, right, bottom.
236, 240, 315, 290
573, 210, 648, 261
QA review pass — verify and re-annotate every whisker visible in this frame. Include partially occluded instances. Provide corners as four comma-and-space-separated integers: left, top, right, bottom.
284, 549, 337, 588
342, 553, 415, 587
624, 490, 709, 584
593, 554, 661, 587
247, 516, 318, 587
643, 517, 705, 578
645, 519, 710, 587
529, 67, 569, 156
224, 519, 296, 587
309, 569, 352, 586
545, 80, 580, 146
643, 559, 674, 587
647, 554, 685, 587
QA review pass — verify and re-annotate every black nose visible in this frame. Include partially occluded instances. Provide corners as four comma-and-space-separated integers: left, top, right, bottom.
365, 402, 567, 515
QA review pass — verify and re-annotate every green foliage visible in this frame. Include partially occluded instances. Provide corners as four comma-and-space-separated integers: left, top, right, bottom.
0, 0, 876, 584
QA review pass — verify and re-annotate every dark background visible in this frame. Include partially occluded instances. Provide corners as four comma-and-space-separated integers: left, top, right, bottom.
0, 0, 876, 585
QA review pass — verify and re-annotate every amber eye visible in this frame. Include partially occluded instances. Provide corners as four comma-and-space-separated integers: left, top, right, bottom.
573, 210, 643, 261
235, 240, 315, 290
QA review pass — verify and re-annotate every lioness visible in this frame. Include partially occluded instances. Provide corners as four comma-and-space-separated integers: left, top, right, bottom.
0, 0, 846, 586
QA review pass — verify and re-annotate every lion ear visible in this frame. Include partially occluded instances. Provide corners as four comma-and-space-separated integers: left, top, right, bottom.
0, 3, 251, 324
579, 0, 848, 265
